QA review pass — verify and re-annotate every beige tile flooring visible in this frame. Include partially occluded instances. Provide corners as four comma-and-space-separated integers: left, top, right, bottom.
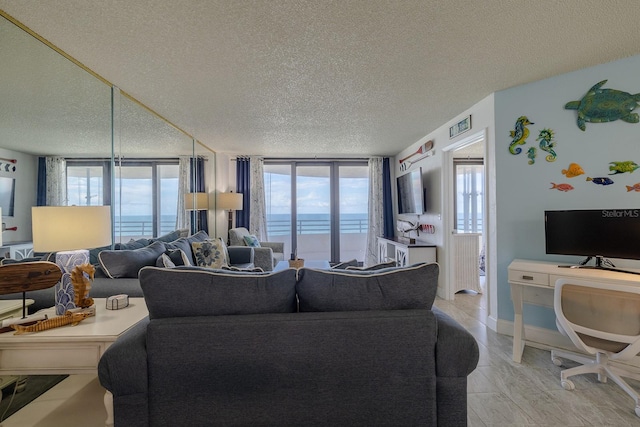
3, 283, 640, 426
434, 283, 640, 426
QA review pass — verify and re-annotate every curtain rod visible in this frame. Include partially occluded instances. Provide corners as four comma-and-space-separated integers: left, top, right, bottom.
232, 157, 370, 162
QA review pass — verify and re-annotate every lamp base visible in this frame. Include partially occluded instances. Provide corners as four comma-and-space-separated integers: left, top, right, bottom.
227, 210, 233, 245
54, 250, 89, 315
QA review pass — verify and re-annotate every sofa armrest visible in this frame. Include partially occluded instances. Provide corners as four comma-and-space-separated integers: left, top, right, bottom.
227, 246, 254, 265
432, 306, 479, 427
253, 247, 274, 271
260, 241, 284, 255
98, 317, 150, 427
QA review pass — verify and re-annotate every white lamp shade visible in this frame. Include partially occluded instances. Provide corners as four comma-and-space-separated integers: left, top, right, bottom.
0, 207, 2, 247
217, 192, 243, 211
32, 206, 112, 252
184, 192, 209, 210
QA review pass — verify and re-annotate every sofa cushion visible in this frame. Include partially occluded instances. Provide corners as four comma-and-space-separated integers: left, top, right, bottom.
165, 230, 209, 264
115, 238, 152, 250
296, 262, 439, 312
191, 240, 227, 269
99, 241, 167, 279
345, 260, 396, 271
139, 266, 298, 319
150, 229, 183, 243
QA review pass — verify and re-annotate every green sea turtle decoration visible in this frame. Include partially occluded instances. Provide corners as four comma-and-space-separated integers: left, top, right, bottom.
609, 161, 639, 175
536, 128, 557, 162
565, 80, 640, 131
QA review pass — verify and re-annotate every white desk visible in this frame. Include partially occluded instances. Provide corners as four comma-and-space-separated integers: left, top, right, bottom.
508, 259, 640, 363
0, 298, 148, 426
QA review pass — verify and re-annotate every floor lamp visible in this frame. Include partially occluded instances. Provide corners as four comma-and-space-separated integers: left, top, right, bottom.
32, 206, 112, 315
217, 192, 243, 242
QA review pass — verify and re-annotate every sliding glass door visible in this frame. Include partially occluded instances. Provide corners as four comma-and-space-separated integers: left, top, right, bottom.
264, 161, 368, 263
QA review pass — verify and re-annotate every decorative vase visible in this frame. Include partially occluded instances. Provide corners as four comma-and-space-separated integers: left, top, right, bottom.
54, 250, 89, 315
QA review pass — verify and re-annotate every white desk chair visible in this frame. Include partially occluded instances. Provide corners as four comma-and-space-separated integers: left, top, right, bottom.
552, 278, 640, 417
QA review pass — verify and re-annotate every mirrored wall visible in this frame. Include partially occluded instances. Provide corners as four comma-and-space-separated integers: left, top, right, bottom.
0, 12, 209, 248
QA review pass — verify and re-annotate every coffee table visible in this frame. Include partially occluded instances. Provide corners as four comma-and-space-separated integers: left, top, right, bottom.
0, 298, 148, 427
273, 260, 331, 272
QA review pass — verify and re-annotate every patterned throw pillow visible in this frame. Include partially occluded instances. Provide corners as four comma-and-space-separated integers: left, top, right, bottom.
191, 240, 228, 269
243, 235, 261, 247
217, 237, 230, 265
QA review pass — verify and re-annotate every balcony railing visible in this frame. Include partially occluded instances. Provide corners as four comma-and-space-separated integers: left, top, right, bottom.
267, 217, 368, 236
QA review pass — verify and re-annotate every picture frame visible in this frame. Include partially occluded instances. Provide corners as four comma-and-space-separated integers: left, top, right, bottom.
449, 115, 471, 139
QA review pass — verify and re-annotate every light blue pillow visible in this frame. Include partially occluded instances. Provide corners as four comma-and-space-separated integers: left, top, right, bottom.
243, 235, 261, 247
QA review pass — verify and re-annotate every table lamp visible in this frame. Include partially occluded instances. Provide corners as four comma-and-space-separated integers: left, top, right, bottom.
217, 192, 243, 235
32, 206, 111, 315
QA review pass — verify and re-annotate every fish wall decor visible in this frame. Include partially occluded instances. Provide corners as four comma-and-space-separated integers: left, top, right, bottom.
561, 163, 585, 178
626, 183, 640, 192
509, 116, 534, 155
550, 183, 574, 192
586, 176, 614, 186
536, 128, 557, 162
527, 147, 536, 164
608, 161, 639, 175
565, 80, 640, 131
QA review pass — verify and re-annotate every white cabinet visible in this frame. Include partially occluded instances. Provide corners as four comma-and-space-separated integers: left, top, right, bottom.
377, 237, 436, 267
0, 242, 34, 260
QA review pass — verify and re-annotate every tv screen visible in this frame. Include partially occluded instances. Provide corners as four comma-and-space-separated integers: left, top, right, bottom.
397, 168, 425, 215
545, 209, 640, 261
0, 177, 15, 217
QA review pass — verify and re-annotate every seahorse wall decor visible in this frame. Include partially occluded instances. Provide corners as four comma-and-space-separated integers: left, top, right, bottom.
508, 116, 534, 154
71, 263, 95, 308
536, 128, 557, 162
11, 311, 91, 335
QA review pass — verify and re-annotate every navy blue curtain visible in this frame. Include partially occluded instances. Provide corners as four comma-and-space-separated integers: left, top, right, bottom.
235, 157, 250, 229
36, 157, 47, 206
190, 156, 208, 234
382, 157, 394, 238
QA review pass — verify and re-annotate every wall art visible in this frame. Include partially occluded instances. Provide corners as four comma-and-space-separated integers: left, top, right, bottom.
608, 161, 639, 174
527, 147, 536, 164
508, 116, 534, 155
565, 80, 640, 131
0, 157, 16, 172
561, 162, 584, 178
626, 183, 640, 192
586, 176, 614, 186
449, 115, 471, 139
536, 128, 557, 162
550, 182, 574, 192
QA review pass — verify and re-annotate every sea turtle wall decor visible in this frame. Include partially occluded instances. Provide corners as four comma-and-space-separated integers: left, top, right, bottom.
565, 80, 640, 131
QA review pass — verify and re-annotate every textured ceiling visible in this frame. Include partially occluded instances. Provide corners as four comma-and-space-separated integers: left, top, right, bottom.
1, 0, 640, 157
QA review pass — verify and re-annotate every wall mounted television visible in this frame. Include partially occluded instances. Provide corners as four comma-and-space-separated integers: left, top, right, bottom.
0, 176, 15, 217
397, 167, 425, 215
544, 209, 640, 274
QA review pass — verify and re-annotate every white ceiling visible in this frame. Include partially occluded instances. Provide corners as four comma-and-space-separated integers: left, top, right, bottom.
1, 0, 640, 158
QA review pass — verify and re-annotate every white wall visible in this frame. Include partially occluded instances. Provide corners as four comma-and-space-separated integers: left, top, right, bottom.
494, 54, 640, 330
0, 147, 38, 243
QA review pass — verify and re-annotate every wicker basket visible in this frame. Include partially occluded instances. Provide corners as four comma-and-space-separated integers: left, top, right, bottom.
288, 258, 305, 269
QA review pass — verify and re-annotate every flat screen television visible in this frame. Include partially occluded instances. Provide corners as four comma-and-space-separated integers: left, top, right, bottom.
545, 209, 640, 273
0, 177, 15, 217
397, 168, 425, 215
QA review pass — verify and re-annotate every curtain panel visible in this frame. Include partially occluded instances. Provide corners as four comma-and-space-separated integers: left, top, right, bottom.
249, 156, 268, 241
236, 157, 251, 229
366, 157, 384, 266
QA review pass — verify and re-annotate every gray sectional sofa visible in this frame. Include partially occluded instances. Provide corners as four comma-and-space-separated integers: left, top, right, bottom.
0, 230, 254, 313
98, 262, 479, 427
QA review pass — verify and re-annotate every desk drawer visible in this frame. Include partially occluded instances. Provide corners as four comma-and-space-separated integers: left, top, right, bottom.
508, 269, 549, 286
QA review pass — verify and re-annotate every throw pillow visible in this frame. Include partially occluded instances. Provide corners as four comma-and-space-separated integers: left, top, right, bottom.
243, 235, 261, 247
345, 261, 396, 271
139, 266, 298, 318
150, 229, 183, 243
165, 230, 210, 265
191, 240, 227, 269
156, 253, 176, 268
331, 259, 359, 269
296, 262, 439, 312
165, 249, 191, 266
98, 240, 167, 279
217, 237, 230, 265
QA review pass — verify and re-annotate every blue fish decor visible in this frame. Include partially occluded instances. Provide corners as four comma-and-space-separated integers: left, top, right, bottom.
586, 176, 614, 186
536, 128, 557, 162
509, 116, 534, 155
565, 80, 640, 131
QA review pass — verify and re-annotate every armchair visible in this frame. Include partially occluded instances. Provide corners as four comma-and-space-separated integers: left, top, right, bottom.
228, 227, 284, 271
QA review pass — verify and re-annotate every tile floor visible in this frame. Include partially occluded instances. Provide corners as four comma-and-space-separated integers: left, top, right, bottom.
3, 281, 640, 426
434, 282, 640, 426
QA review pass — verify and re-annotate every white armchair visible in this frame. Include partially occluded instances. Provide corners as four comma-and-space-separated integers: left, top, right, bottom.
228, 227, 285, 271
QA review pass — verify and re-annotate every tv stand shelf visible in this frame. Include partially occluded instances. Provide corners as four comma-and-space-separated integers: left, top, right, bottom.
377, 237, 436, 267
508, 259, 640, 363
